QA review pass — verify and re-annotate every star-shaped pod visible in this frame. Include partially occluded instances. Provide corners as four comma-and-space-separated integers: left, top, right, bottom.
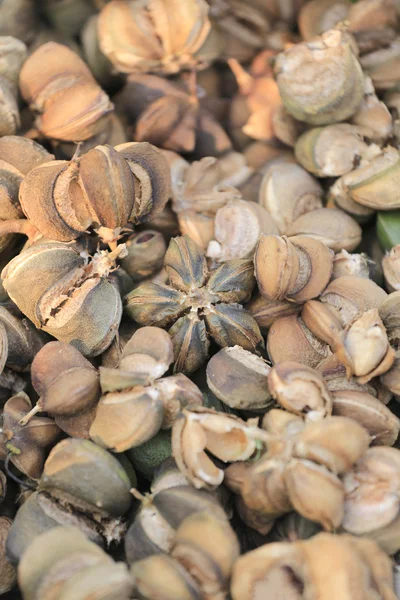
125, 235, 263, 373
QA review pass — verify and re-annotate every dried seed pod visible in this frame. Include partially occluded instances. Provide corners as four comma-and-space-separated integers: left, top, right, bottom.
206, 199, 278, 262
334, 146, 400, 211
39, 438, 133, 517
351, 77, 393, 142
0, 392, 60, 480
301, 299, 344, 352
246, 294, 302, 332
332, 250, 371, 280
120, 230, 167, 282
328, 174, 376, 223
0, 0, 38, 44
0, 306, 44, 372
125, 485, 225, 565
360, 40, 400, 91
43, 0, 96, 37
342, 446, 400, 552
20, 42, 113, 141
172, 407, 258, 490
274, 29, 365, 125
0, 517, 15, 594
268, 361, 332, 420
255, 235, 333, 302
269, 511, 322, 543
318, 353, 387, 400
131, 554, 201, 600
2, 242, 123, 357
383, 245, 400, 292
82, 14, 121, 88
294, 124, 370, 178
206, 346, 272, 411
320, 275, 388, 326
29, 341, 100, 438
18, 526, 133, 600
0, 37, 27, 137
125, 236, 262, 373
18, 142, 170, 244
379, 291, 400, 349
335, 309, 395, 382
98, 0, 220, 75
286, 208, 362, 253
267, 315, 331, 368
258, 161, 323, 235
171, 511, 240, 600
332, 389, 400, 445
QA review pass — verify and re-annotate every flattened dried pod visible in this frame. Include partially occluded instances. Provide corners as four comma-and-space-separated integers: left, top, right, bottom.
383, 245, 400, 292
2, 243, 123, 357
39, 438, 133, 516
89, 386, 165, 452
339, 146, 400, 211
19, 42, 113, 141
171, 511, 240, 600
274, 29, 365, 125
267, 315, 330, 368
246, 294, 302, 332
172, 407, 258, 490
320, 275, 388, 326
98, 0, 219, 75
255, 235, 333, 302
287, 208, 362, 253
332, 390, 400, 446
268, 362, 332, 420
294, 124, 370, 177
335, 309, 395, 382
119, 326, 174, 381
31, 341, 100, 418
206, 346, 272, 411
258, 161, 323, 234
206, 199, 278, 262
131, 554, 201, 600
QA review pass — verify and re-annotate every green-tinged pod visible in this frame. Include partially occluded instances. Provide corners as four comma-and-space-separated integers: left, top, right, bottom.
377, 210, 400, 251
207, 259, 256, 304
165, 235, 208, 293
39, 438, 132, 516
2, 243, 123, 357
126, 430, 172, 480
169, 313, 209, 375
125, 282, 188, 327
274, 29, 364, 125
203, 304, 264, 352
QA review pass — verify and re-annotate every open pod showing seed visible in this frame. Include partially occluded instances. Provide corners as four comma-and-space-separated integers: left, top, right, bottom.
335, 146, 400, 211
171, 510, 240, 600
268, 361, 333, 420
332, 389, 400, 446
320, 275, 388, 326
119, 326, 174, 382
2, 242, 123, 357
294, 123, 371, 178
125, 484, 226, 565
206, 345, 272, 411
231, 533, 396, 600
19, 42, 113, 141
342, 446, 400, 554
172, 406, 260, 490
98, 0, 220, 75
332, 250, 372, 280
267, 314, 331, 368
0, 392, 60, 480
287, 208, 362, 253
335, 308, 395, 383
274, 29, 365, 125
206, 198, 278, 263
258, 161, 323, 235
18, 526, 133, 600
38, 438, 133, 517
255, 235, 333, 302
